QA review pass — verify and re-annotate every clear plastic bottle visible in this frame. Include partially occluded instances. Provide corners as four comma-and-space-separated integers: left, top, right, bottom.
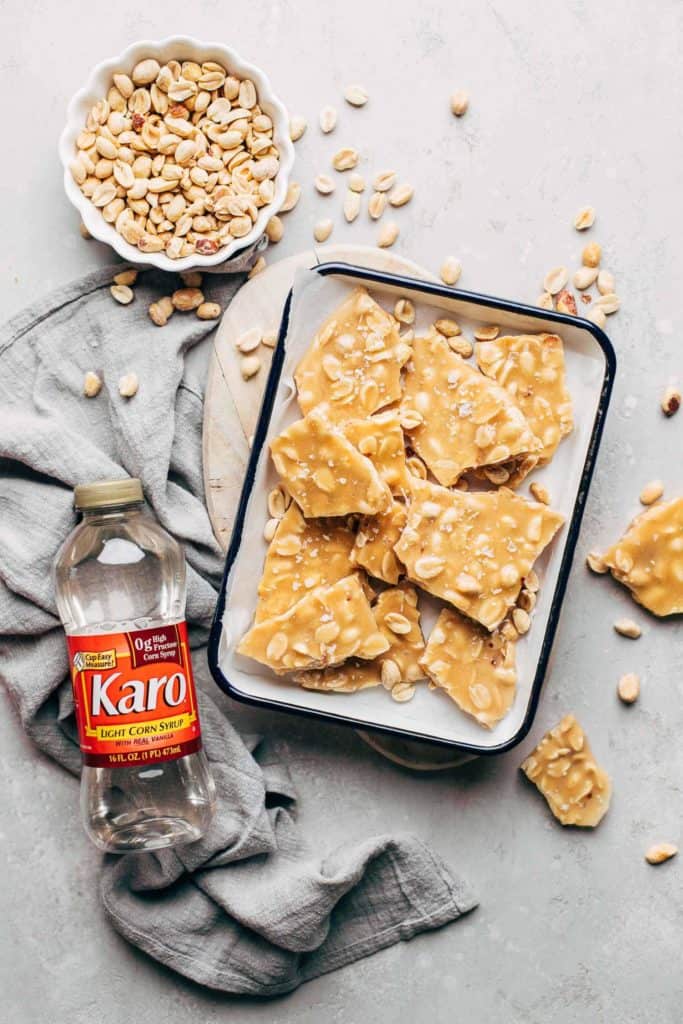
54, 478, 215, 853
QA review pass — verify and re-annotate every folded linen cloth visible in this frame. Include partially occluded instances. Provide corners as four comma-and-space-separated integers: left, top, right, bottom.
0, 262, 477, 995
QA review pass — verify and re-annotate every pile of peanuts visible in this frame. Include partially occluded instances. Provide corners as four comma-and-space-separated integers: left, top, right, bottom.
71, 56, 281, 259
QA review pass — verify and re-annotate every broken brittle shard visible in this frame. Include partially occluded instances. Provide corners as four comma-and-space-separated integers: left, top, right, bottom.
420, 607, 517, 729
400, 330, 540, 487
237, 574, 389, 675
295, 584, 426, 693
476, 333, 573, 468
394, 477, 564, 631
341, 410, 411, 495
255, 503, 356, 622
520, 714, 612, 827
270, 407, 392, 518
602, 496, 683, 616
294, 287, 411, 419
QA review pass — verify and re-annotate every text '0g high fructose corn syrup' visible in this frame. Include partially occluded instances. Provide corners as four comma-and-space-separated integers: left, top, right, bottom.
54, 478, 215, 853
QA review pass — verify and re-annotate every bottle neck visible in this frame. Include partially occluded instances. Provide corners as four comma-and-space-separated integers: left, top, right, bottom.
80, 502, 145, 522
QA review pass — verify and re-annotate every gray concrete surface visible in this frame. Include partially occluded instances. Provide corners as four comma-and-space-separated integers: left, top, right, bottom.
1, 1, 682, 1021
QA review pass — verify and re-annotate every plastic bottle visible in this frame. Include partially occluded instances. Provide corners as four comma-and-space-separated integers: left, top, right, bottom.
54, 478, 215, 852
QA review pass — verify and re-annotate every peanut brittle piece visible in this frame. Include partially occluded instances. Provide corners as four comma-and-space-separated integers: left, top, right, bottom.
400, 331, 540, 487
351, 500, 407, 584
394, 477, 565, 630
255, 504, 356, 622
238, 574, 389, 675
270, 407, 391, 518
601, 496, 683, 616
521, 714, 612, 827
476, 333, 573, 465
294, 287, 411, 420
295, 584, 426, 692
420, 607, 517, 728
342, 410, 411, 494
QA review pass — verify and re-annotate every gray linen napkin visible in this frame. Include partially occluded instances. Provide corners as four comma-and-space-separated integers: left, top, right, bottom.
0, 263, 477, 995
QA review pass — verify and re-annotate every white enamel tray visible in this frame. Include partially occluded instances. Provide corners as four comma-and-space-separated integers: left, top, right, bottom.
209, 263, 616, 755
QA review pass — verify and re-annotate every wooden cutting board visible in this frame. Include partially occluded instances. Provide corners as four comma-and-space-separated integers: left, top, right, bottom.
202, 243, 470, 771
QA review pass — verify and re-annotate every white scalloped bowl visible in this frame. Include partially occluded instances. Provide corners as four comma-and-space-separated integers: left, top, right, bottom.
58, 36, 295, 272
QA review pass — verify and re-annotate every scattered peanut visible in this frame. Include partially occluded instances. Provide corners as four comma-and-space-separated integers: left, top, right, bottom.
236, 328, 262, 353
172, 287, 204, 311
113, 269, 138, 287
266, 216, 284, 243
614, 618, 642, 639
434, 318, 460, 337
586, 550, 608, 574
556, 289, 577, 315
543, 267, 569, 295
83, 371, 102, 398
197, 301, 222, 320
440, 257, 462, 286
525, 569, 540, 592
473, 325, 499, 341
447, 336, 473, 358
281, 182, 301, 212
378, 221, 399, 248
118, 372, 139, 398
349, 172, 366, 193
390, 681, 416, 703
587, 306, 607, 328
319, 105, 337, 133
661, 386, 681, 417
639, 480, 664, 505
617, 672, 640, 704
573, 266, 599, 290
512, 607, 531, 635
289, 115, 307, 142
373, 170, 397, 193
332, 147, 359, 171
344, 84, 369, 107
314, 218, 333, 243
582, 242, 602, 268
645, 843, 678, 865
450, 89, 469, 116
241, 354, 261, 380
537, 292, 554, 310
110, 284, 134, 305
315, 173, 336, 195
343, 190, 361, 223
148, 296, 174, 326
530, 482, 551, 505
380, 659, 401, 689
368, 191, 387, 219
394, 299, 415, 325
267, 485, 288, 519
597, 270, 615, 295
262, 329, 278, 349
593, 293, 620, 315
180, 271, 203, 288
388, 183, 414, 207
573, 206, 596, 231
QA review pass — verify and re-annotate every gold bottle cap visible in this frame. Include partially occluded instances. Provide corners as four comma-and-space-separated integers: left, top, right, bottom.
73, 478, 144, 511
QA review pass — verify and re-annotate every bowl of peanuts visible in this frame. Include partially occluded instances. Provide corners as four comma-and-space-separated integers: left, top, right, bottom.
59, 37, 295, 271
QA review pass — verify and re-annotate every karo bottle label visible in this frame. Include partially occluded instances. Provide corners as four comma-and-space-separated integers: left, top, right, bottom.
66, 622, 203, 768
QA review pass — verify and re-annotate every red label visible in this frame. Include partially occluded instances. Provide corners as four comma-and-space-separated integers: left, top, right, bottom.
66, 622, 202, 768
